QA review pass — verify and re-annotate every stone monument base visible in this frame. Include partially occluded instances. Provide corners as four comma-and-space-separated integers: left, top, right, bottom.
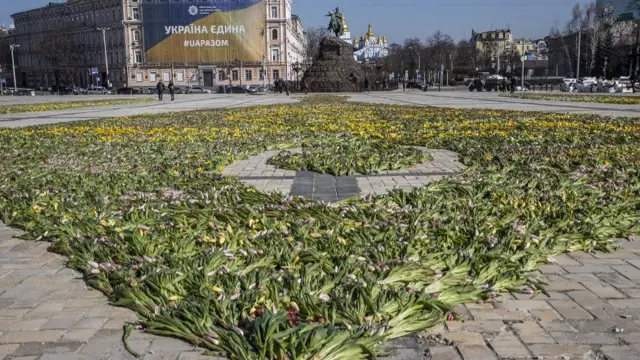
302, 37, 365, 93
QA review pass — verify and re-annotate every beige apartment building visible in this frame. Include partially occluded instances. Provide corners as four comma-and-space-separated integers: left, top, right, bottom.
10, 0, 305, 89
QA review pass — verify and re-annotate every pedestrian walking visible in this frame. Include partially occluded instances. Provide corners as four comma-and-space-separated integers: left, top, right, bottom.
401, 78, 406, 91
285, 81, 290, 96
364, 78, 370, 93
382, 78, 388, 91
510, 77, 516, 94
168, 80, 175, 101
156, 80, 165, 101
301, 81, 308, 95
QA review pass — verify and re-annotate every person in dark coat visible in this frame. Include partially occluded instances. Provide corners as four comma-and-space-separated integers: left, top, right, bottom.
156, 80, 165, 101
168, 80, 175, 101
510, 77, 517, 93
364, 78, 370, 93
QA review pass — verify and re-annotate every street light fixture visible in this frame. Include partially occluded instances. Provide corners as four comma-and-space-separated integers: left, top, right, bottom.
96, 27, 111, 88
10, 44, 19, 93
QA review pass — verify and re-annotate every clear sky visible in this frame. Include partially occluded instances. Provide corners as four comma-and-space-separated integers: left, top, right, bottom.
1, 0, 589, 43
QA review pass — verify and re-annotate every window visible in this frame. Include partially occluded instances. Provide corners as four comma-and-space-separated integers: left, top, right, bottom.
134, 50, 142, 63
133, 30, 140, 42
271, 29, 278, 40
232, 70, 239, 81
245, 69, 252, 81
176, 71, 184, 82
272, 69, 280, 80
271, 48, 280, 62
163, 71, 171, 82
136, 72, 143, 82
132, 8, 139, 20
271, 6, 278, 18
149, 72, 157, 82
218, 71, 226, 81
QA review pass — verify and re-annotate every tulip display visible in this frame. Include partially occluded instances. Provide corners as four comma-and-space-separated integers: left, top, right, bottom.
0, 96, 638, 358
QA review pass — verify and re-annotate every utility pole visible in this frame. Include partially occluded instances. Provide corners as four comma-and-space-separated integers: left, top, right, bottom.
10, 44, 19, 92
576, 29, 581, 80
97, 27, 110, 88
521, 38, 525, 89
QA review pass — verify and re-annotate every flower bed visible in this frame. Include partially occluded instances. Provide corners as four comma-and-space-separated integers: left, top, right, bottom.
0, 103, 638, 358
500, 92, 640, 105
267, 136, 430, 175
0, 98, 155, 114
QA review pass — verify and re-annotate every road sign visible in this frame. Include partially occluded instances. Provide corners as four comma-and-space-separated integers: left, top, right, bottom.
91, 67, 99, 75
96, 77, 101, 82
0, 78, 6, 84
521, 56, 526, 62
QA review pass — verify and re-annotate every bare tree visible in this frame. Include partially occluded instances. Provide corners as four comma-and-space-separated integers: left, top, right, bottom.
565, 1, 609, 76
35, 27, 81, 87
426, 31, 456, 69
549, 24, 574, 77
583, 2, 607, 75
304, 27, 331, 63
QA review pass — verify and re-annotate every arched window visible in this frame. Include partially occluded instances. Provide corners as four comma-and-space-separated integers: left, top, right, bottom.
271, 29, 278, 40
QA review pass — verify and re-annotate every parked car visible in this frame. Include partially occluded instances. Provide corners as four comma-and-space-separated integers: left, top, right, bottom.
186, 86, 212, 94
86, 86, 108, 95
227, 86, 256, 94
8, 88, 36, 96
72, 87, 87, 95
406, 82, 424, 89
52, 86, 76, 95
249, 85, 269, 93
116, 87, 144, 95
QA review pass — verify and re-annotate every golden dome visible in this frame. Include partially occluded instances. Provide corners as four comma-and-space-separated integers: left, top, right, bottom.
342, 15, 349, 32
366, 24, 374, 39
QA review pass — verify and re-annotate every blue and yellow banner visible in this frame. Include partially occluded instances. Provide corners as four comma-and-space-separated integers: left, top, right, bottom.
142, 0, 266, 63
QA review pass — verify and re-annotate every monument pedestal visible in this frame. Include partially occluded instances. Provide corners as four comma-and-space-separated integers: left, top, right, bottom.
302, 37, 364, 93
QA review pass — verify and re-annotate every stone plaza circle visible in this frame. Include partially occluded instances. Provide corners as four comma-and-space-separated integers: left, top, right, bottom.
221, 147, 465, 200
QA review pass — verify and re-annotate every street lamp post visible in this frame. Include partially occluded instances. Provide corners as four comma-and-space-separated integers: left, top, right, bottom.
291, 61, 301, 90
97, 27, 111, 88
10, 44, 19, 92
408, 46, 422, 85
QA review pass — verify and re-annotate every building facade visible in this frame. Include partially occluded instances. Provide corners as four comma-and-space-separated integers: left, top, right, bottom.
10, 0, 305, 89
470, 29, 548, 73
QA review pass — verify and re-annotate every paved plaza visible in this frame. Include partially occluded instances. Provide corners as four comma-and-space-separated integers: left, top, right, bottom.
0, 90, 638, 128
1, 91, 640, 359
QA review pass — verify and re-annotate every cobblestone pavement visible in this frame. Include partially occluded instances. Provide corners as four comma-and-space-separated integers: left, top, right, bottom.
3, 221, 640, 359
222, 148, 464, 198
